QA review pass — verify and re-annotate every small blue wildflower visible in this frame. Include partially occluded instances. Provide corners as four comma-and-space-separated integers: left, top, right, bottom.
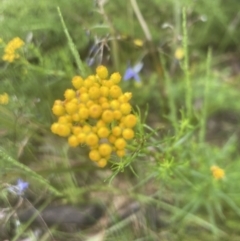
123, 62, 143, 82
17, 179, 29, 193
8, 179, 29, 196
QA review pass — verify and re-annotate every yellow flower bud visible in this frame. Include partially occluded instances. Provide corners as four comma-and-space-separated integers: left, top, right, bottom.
122, 128, 134, 140
52, 104, 65, 116
110, 72, 121, 84
110, 85, 122, 99
97, 158, 108, 167
124, 114, 137, 128
77, 133, 86, 144
64, 89, 76, 100
89, 104, 102, 119
113, 110, 122, 120
100, 86, 109, 97
86, 133, 99, 146
68, 135, 79, 147
51, 123, 59, 134
98, 143, 112, 157
116, 149, 125, 157
65, 102, 78, 115
97, 127, 110, 138
89, 86, 101, 99
120, 103, 132, 115
78, 107, 89, 120
79, 93, 89, 103
96, 65, 108, 79
89, 149, 101, 161
72, 126, 82, 135
56, 124, 71, 137
112, 126, 122, 137
101, 110, 114, 123
114, 138, 126, 150
72, 76, 83, 89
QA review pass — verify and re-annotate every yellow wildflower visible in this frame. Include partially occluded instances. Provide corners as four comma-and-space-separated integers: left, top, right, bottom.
210, 165, 225, 180
174, 47, 184, 60
51, 65, 138, 167
0, 93, 9, 105
133, 38, 144, 47
2, 37, 24, 63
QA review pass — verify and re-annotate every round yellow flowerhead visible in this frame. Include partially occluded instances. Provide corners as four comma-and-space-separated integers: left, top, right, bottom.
174, 47, 184, 60
51, 65, 137, 167
96, 65, 108, 79
72, 76, 83, 89
210, 165, 225, 180
0, 93, 9, 105
64, 89, 76, 100
52, 104, 65, 116
110, 72, 121, 84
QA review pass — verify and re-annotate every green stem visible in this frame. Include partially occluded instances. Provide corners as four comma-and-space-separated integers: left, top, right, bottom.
57, 7, 87, 77
0, 148, 62, 196
182, 8, 191, 118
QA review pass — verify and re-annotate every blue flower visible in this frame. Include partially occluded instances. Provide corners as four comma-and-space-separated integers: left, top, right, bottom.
17, 179, 29, 193
8, 179, 29, 196
123, 62, 143, 82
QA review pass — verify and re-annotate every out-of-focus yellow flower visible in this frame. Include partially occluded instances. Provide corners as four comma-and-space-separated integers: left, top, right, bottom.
133, 38, 144, 47
2, 37, 24, 63
0, 93, 9, 105
120, 35, 144, 47
174, 47, 184, 60
210, 165, 225, 180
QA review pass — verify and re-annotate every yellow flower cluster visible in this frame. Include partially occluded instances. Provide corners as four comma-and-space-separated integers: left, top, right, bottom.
0, 93, 9, 105
210, 165, 225, 180
51, 66, 137, 167
2, 37, 24, 63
